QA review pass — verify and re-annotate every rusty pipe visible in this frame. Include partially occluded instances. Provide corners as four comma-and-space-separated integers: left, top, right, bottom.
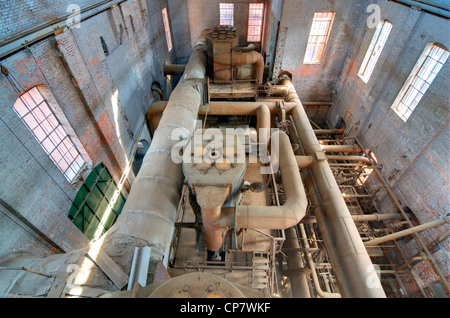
163, 64, 186, 76
281, 74, 386, 298
235, 130, 307, 229
147, 101, 168, 136
326, 155, 371, 163
321, 144, 363, 153
147, 101, 300, 133
148, 102, 272, 143
295, 154, 371, 168
314, 129, 344, 135
151, 87, 164, 100
301, 213, 404, 224
365, 216, 450, 246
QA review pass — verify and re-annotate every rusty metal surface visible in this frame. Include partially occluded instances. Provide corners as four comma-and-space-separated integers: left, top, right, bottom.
153, 260, 171, 284
147, 272, 246, 298
182, 129, 246, 252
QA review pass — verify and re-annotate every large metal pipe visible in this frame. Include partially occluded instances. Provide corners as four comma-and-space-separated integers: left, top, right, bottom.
321, 144, 363, 153
101, 32, 208, 270
163, 64, 186, 76
280, 74, 386, 298
284, 227, 312, 298
235, 130, 308, 230
295, 155, 371, 168
146, 101, 334, 134
365, 216, 450, 246
301, 171, 354, 296
302, 213, 404, 224
314, 129, 344, 135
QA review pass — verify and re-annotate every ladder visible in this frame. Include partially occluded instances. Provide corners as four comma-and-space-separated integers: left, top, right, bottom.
251, 252, 270, 290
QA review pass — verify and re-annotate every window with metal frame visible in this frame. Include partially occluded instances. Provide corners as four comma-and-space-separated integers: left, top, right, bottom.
13, 86, 85, 182
303, 12, 335, 64
68, 163, 126, 241
220, 3, 234, 26
247, 3, 264, 42
162, 7, 173, 51
391, 43, 449, 122
358, 20, 393, 83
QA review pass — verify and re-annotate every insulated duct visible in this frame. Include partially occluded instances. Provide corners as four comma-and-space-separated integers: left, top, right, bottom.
98, 31, 208, 270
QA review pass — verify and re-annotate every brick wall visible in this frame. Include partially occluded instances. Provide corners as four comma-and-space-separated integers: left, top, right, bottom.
274, 0, 369, 102
327, 0, 450, 295
0, 0, 96, 40
0, 0, 173, 258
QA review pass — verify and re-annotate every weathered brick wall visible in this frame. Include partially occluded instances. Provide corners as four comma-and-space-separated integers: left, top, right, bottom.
327, 0, 449, 295
0, 0, 173, 258
0, 0, 96, 40
274, 0, 370, 101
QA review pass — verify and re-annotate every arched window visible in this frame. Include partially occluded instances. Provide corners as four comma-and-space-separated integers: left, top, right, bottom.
13, 86, 86, 182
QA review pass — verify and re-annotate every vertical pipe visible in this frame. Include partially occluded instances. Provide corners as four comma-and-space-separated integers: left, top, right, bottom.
280, 74, 386, 298
298, 223, 341, 298
284, 227, 312, 298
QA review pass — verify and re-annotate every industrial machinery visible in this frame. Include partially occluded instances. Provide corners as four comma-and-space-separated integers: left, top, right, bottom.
5, 25, 443, 299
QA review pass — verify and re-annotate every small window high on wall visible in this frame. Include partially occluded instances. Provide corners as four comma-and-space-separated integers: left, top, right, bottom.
13, 87, 85, 182
304, 12, 335, 64
247, 3, 264, 42
358, 20, 392, 83
220, 3, 234, 26
162, 7, 173, 51
391, 43, 449, 122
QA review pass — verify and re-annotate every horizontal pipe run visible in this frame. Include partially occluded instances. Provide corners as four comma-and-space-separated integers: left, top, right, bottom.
302, 213, 404, 224
295, 155, 371, 168
321, 144, 363, 153
146, 100, 335, 134
326, 155, 371, 163
314, 129, 344, 135
365, 216, 450, 246
388, 0, 450, 18
295, 155, 315, 169
163, 64, 186, 75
